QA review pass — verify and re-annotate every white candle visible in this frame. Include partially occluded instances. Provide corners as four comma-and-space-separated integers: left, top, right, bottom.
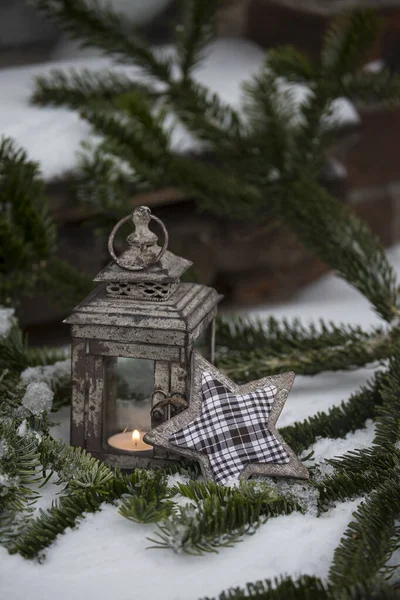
107, 429, 153, 453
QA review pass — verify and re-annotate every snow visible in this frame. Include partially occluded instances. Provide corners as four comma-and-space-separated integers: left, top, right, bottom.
305, 420, 375, 464
0, 499, 361, 600
2, 243, 400, 598
21, 382, 54, 415
20, 359, 71, 388
0, 39, 359, 181
16, 419, 28, 437
0, 307, 15, 338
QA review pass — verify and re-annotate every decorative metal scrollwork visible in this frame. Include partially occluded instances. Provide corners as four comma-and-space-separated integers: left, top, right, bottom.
106, 281, 178, 301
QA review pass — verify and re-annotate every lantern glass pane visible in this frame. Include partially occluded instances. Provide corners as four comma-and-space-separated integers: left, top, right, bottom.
194, 323, 212, 361
104, 357, 154, 453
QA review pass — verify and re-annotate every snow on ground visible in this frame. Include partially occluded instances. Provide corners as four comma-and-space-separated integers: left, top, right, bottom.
0, 38, 359, 181
0, 499, 361, 600
1, 246, 398, 600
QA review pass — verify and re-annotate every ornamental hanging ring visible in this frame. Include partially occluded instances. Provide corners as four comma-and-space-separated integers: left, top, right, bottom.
108, 206, 169, 271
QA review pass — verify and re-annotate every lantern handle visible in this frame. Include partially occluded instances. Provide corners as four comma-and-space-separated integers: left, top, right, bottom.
108, 207, 169, 271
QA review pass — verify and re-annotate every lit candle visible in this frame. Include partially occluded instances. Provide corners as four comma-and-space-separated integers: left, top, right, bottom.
107, 429, 153, 453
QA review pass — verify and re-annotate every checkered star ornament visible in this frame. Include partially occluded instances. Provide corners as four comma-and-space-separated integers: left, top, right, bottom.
144, 352, 309, 485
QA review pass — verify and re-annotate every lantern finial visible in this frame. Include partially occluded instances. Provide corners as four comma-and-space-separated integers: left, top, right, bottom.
108, 206, 169, 271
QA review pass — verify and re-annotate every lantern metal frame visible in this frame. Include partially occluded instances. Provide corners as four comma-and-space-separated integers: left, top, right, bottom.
65, 207, 222, 469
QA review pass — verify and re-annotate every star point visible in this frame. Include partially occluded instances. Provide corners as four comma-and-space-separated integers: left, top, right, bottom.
144, 352, 309, 484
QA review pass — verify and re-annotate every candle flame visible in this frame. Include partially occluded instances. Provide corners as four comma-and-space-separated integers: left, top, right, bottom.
132, 429, 141, 441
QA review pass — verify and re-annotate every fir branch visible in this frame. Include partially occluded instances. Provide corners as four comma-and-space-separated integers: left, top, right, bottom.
282, 178, 400, 323
149, 482, 298, 555
31, 68, 157, 110
40, 438, 114, 492
0, 324, 66, 373
80, 94, 170, 184
202, 575, 328, 600
176, 0, 217, 82
322, 10, 383, 77
340, 68, 400, 105
217, 329, 393, 381
165, 154, 269, 220
266, 46, 319, 83
316, 469, 389, 510
217, 316, 384, 354
0, 418, 43, 547
328, 445, 399, 472
329, 478, 400, 588
74, 142, 135, 214
0, 137, 56, 303
32, 0, 172, 82
373, 348, 400, 448
242, 73, 296, 173
280, 372, 385, 455
35, 257, 93, 311
8, 489, 109, 559
168, 79, 243, 147
203, 577, 400, 600
172, 479, 282, 507
119, 470, 175, 524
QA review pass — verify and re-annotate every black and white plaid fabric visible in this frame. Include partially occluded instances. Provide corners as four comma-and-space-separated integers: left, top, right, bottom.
169, 371, 290, 484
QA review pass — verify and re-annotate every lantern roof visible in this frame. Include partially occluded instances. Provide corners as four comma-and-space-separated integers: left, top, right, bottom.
65, 206, 223, 335
94, 205, 192, 285
64, 282, 222, 335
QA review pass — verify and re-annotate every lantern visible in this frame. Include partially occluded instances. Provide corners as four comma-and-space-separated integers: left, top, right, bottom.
65, 206, 222, 469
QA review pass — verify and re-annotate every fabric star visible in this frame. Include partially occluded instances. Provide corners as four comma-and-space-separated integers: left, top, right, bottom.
169, 371, 289, 484
144, 351, 309, 484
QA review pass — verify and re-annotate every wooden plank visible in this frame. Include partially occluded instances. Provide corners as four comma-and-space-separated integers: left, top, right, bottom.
71, 324, 186, 345
70, 339, 87, 448
89, 340, 180, 362
85, 355, 105, 453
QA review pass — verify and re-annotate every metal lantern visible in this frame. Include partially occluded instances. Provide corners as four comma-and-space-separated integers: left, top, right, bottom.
65, 206, 222, 469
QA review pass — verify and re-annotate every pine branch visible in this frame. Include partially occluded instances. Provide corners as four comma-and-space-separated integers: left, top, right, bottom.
202, 575, 328, 600
316, 468, 389, 510
242, 73, 297, 173
168, 79, 244, 147
32, 0, 172, 82
328, 446, 398, 475
165, 154, 269, 220
35, 257, 93, 311
0, 137, 56, 303
217, 316, 384, 354
119, 470, 175, 524
176, 0, 217, 82
74, 141, 139, 215
0, 324, 66, 373
340, 69, 400, 105
31, 68, 158, 110
280, 372, 385, 455
40, 438, 114, 491
8, 489, 109, 559
322, 10, 383, 77
0, 418, 43, 547
281, 178, 400, 323
203, 577, 400, 600
329, 477, 400, 588
289, 86, 335, 177
373, 347, 400, 448
80, 94, 170, 184
217, 328, 393, 381
266, 47, 319, 83
148, 481, 298, 555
